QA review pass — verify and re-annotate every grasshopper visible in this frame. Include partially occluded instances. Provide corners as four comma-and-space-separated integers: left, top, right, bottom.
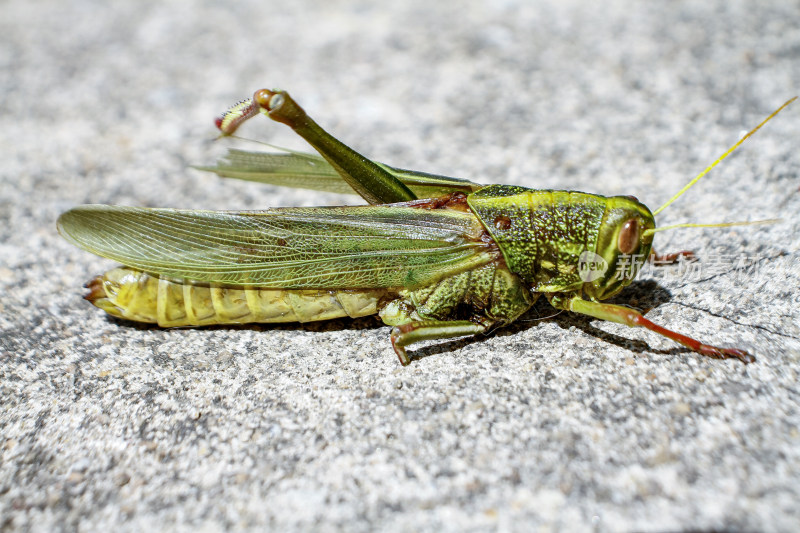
57, 89, 795, 365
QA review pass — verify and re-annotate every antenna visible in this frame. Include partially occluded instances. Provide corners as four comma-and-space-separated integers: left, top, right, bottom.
642, 218, 780, 237
652, 97, 796, 217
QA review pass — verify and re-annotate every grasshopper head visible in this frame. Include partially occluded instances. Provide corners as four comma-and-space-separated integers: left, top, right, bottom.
582, 196, 655, 301
582, 97, 798, 301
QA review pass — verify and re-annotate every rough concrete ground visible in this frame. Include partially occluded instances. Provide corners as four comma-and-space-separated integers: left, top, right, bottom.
1, 0, 799, 531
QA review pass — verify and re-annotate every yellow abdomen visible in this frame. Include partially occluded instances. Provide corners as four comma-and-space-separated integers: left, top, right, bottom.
85, 267, 387, 326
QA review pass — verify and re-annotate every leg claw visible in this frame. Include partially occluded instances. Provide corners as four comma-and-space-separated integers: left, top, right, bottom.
699, 344, 755, 364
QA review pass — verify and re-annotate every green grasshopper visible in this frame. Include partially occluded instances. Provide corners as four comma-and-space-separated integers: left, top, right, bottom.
57, 89, 795, 365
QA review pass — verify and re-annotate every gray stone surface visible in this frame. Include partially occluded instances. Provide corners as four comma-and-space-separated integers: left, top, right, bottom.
1, 0, 799, 531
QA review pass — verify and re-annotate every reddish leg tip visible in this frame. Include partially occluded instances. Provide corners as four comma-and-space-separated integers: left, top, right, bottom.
650, 250, 696, 265
699, 344, 755, 364
390, 326, 411, 366
726, 349, 756, 364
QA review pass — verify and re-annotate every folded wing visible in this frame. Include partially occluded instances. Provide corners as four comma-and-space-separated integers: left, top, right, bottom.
58, 204, 496, 289
197, 149, 481, 198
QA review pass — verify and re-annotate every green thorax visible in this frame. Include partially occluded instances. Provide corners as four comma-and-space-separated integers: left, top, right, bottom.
467, 185, 654, 297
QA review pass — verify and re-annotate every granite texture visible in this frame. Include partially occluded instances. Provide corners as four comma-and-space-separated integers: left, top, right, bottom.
1, 0, 799, 531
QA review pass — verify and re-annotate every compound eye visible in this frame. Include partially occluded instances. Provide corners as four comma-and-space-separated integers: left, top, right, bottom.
618, 219, 640, 254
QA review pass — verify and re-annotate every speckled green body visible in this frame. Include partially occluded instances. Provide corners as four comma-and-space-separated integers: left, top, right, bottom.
469, 185, 655, 299
380, 259, 535, 328
59, 87, 781, 364
72, 185, 655, 338
470, 186, 607, 290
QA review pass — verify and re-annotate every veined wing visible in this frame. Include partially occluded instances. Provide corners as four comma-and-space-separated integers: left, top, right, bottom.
57, 204, 496, 289
197, 149, 482, 198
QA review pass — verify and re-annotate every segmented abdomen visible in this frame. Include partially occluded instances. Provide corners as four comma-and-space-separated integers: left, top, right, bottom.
85, 267, 388, 326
